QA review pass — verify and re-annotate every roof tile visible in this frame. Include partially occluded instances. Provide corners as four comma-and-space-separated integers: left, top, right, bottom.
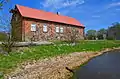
16, 5, 84, 27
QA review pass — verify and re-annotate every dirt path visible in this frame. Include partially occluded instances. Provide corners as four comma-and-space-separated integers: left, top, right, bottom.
6, 48, 120, 79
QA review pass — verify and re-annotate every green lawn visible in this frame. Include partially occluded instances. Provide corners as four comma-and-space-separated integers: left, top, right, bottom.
0, 40, 120, 78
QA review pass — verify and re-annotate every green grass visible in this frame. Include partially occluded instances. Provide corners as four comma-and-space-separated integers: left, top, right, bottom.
0, 40, 120, 77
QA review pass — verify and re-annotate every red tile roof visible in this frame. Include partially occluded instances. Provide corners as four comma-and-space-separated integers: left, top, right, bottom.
16, 5, 84, 27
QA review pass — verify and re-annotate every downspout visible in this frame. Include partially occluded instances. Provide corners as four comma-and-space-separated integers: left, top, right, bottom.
22, 18, 25, 41
83, 27, 85, 39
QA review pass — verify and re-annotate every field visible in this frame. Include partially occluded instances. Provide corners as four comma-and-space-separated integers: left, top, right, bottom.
0, 40, 120, 78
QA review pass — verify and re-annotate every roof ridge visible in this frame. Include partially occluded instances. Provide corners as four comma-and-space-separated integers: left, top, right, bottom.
15, 4, 84, 27
16, 4, 76, 20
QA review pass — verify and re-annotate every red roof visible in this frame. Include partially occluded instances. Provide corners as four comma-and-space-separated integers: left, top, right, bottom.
16, 5, 84, 27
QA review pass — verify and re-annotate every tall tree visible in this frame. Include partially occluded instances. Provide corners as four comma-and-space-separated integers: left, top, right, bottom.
97, 28, 107, 40
107, 22, 120, 40
86, 30, 97, 40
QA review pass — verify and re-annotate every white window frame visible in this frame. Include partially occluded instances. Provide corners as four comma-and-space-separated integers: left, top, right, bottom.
60, 27, 64, 33
43, 24, 48, 32
31, 24, 36, 31
56, 27, 59, 33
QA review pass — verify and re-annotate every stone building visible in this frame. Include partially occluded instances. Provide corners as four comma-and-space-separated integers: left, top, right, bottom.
11, 5, 85, 41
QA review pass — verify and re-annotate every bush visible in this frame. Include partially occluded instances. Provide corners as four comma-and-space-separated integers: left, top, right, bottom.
107, 37, 115, 40
0, 32, 7, 41
1, 33, 16, 54
66, 28, 80, 44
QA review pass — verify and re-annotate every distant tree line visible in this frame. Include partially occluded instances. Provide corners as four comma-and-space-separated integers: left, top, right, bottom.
86, 22, 120, 40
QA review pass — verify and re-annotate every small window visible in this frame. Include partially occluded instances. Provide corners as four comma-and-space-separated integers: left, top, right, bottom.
56, 27, 59, 33
31, 24, 36, 31
43, 24, 47, 32
60, 27, 63, 33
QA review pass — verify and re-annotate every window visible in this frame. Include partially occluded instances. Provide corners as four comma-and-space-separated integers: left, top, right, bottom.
60, 27, 64, 33
56, 27, 59, 33
43, 24, 47, 32
31, 24, 36, 31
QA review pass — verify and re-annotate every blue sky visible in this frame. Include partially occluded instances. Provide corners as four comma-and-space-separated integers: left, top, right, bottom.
1, 0, 120, 32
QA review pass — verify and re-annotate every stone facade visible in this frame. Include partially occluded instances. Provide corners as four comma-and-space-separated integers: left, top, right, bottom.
21, 18, 84, 42
11, 8, 85, 42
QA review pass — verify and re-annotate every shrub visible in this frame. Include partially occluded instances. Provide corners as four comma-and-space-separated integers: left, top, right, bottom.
1, 33, 16, 54
107, 37, 115, 40
0, 32, 7, 41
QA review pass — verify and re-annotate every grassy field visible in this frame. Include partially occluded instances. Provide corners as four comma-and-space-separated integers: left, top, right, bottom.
0, 40, 120, 78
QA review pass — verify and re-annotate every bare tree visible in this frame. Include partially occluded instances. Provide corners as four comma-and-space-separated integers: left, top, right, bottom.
0, 2, 16, 54
0, 19, 15, 54
1, 33, 16, 54
0, 0, 9, 9
66, 27, 80, 44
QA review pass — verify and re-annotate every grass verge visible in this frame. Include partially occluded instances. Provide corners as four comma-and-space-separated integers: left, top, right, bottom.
0, 40, 120, 77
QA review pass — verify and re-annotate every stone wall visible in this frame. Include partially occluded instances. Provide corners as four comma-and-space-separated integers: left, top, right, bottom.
11, 7, 85, 42
22, 18, 84, 42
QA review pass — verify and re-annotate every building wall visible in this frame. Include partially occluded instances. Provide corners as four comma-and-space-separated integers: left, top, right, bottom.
22, 18, 84, 41
11, 6, 85, 42
11, 11, 22, 41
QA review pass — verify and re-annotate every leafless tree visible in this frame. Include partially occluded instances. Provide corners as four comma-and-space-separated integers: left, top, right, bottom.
0, 0, 9, 9
1, 33, 16, 54
0, 2, 16, 54
66, 27, 80, 44
0, 18, 15, 54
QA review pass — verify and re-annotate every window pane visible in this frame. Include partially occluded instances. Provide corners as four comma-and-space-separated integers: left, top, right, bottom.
56, 27, 59, 33
60, 27, 63, 33
31, 24, 36, 31
43, 25, 47, 32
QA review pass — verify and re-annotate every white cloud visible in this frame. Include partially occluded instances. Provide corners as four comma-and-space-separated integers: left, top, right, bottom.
107, 2, 120, 8
92, 15, 101, 18
95, 2, 120, 13
41, 0, 85, 9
